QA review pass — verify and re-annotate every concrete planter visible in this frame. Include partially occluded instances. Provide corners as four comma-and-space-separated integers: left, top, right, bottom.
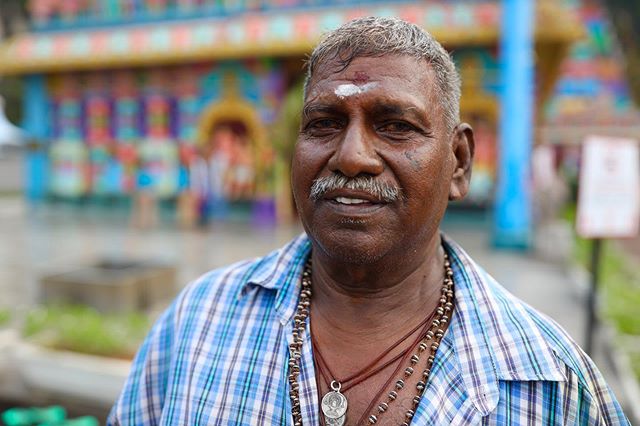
41, 260, 176, 313
15, 342, 131, 407
0, 329, 17, 377
0, 329, 30, 401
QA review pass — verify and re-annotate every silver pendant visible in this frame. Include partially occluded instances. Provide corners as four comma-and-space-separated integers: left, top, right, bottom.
321, 381, 348, 422
324, 414, 346, 426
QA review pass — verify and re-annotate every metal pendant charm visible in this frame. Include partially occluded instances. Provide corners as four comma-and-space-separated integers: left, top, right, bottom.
321, 381, 348, 422
324, 414, 346, 426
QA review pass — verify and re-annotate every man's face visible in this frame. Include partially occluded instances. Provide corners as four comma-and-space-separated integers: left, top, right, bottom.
292, 55, 472, 264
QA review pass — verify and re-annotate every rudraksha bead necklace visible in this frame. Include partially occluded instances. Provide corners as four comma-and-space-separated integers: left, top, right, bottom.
288, 253, 454, 426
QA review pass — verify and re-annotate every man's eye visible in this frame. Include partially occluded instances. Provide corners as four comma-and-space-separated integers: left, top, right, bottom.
378, 121, 415, 133
303, 119, 343, 137
307, 118, 341, 130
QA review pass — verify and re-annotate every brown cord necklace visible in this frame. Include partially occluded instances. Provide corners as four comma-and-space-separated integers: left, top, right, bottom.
312, 309, 436, 393
287, 253, 454, 426
313, 313, 435, 425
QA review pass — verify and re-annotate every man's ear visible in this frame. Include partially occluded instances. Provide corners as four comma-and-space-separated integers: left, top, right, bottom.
449, 123, 475, 201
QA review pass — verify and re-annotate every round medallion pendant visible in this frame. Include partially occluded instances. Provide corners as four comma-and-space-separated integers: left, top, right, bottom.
324, 413, 346, 426
321, 390, 348, 419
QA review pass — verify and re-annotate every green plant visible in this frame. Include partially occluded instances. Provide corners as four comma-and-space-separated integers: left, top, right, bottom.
571, 236, 640, 336
0, 309, 10, 327
564, 204, 640, 336
564, 203, 640, 383
23, 305, 151, 359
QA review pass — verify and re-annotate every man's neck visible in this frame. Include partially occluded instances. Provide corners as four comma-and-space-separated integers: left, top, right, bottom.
309, 232, 445, 342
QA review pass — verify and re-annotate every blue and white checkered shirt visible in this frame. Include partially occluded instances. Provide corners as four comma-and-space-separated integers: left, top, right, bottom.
109, 234, 629, 425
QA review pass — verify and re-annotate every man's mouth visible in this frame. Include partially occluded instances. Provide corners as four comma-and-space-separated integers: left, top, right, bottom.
333, 196, 372, 205
323, 192, 388, 214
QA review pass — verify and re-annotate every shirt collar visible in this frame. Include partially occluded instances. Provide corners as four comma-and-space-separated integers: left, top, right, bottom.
241, 233, 311, 325
242, 232, 567, 413
442, 234, 566, 416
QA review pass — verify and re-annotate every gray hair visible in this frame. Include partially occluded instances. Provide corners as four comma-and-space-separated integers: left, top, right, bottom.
304, 17, 461, 131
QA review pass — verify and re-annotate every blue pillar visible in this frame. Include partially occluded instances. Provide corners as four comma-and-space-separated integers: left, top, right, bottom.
493, 0, 534, 249
22, 74, 50, 202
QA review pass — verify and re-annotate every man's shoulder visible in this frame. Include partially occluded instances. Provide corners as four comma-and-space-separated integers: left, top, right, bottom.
447, 249, 627, 423
445, 238, 612, 394
180, 257, 258, 305
486, 278, 629, 423
175, 233, 311, 316
515, 289, 604, 387
481, 266, 597, 379
474, 260, 624, 410
487, 270, 596, 377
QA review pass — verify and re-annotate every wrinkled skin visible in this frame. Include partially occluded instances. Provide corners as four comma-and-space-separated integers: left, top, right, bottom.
292, 55, 474, 277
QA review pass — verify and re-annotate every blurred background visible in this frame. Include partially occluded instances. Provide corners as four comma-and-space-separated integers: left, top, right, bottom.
0, 0, 639, 424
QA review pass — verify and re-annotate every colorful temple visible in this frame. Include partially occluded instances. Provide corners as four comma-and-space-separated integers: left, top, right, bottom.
0, 0, 605, 223
543, 0, 640, 142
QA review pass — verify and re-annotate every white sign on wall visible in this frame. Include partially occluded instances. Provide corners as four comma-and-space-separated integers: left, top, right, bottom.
577, 136, 640, 238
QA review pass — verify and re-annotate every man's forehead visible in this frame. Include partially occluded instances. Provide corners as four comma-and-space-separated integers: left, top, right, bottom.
307, 55, 435, 94
306, 68, 436, 108
352, 71, 370, 84
302, 87, 429, 120
309, 64, 376, 89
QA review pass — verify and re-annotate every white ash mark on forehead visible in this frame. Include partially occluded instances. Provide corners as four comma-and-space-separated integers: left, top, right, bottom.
334, 82, 377, 99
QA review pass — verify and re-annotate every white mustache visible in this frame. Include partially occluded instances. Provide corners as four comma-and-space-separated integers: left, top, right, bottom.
309, 174, 402, 202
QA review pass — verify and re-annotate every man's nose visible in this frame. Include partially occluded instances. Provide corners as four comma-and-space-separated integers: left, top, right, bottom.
327, 122, 384, 177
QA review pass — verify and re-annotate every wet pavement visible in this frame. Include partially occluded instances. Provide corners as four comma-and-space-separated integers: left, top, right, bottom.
0, 196, 632, 420
0, 197, 303, 309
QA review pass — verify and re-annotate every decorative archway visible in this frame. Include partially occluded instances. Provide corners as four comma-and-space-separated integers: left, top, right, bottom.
196, 95, 270, 200
197, 97, 267, 153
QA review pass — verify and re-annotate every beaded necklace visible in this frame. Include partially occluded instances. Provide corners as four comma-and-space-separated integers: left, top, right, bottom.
288, 253, 454, 426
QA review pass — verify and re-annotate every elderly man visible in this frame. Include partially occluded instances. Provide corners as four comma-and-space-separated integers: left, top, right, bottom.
109, 17, 628, 425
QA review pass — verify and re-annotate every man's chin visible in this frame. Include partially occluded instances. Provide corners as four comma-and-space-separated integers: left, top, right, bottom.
326, 246, 383, 265
311, 232, 388, 266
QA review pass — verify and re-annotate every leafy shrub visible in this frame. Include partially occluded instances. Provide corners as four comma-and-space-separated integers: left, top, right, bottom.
0, 309, 10, 327
572, 237, 640, 336
23, 305, 151, 359
566, 204, 640, 382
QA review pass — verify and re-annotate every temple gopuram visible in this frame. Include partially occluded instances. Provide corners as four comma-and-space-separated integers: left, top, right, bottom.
0, 1, 591, 222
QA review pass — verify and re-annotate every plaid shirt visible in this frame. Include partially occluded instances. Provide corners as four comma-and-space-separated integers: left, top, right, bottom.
109, 234, 629, 425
